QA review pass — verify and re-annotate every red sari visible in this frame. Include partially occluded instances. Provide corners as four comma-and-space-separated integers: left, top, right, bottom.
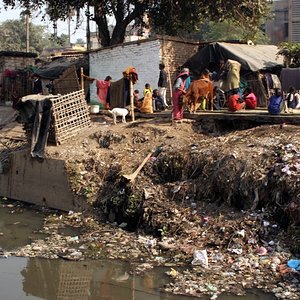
172, 73, 190, 120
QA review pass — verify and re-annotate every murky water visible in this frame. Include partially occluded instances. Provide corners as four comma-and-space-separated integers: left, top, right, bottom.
0, 201, 275, 300
0, 201, 47, 251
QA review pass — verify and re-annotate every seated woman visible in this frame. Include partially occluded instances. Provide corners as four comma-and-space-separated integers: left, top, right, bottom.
228, 89, 245, 112
268, 88, 284, 115
143, 83, 153, 97
242, 87, 257, 109
139, 90, 153, 114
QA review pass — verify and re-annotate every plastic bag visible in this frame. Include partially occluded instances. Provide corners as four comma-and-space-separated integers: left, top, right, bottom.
191, 249, 208, 267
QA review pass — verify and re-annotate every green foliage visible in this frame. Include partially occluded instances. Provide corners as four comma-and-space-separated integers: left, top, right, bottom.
75, 38, 85, 45
193, 21, 270, 44
48, 33, 70, 47
0, 19, 69, 54
277, 42, 300, 67
158, 225, 167, 237
150, 0, 272, 42
3, 0, 272, 46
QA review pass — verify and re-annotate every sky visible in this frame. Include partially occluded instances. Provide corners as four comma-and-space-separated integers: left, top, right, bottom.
0, 1, 93, 43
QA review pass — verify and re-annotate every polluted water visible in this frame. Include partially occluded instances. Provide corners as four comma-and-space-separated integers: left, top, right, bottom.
0, 200, 275, 300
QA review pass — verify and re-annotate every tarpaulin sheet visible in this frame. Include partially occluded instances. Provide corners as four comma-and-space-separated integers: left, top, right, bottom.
280, 68, 300, 91
16, 94, 59, 158
184, 42, 284, 76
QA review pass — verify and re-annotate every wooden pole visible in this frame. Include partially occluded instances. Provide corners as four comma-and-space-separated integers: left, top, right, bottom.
129, 75, 135, 122
80, 67, 84, 91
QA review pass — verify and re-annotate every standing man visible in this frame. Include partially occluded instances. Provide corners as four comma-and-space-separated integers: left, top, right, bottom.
158, 63, 168, 108
32, 74, 43, 94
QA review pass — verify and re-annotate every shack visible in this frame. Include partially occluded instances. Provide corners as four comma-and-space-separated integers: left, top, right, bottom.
184, 42, 284, 106
280, 67, 300, 92
89, 35, 199, 105
34, 55, 89, 97
0, 51, 37, 104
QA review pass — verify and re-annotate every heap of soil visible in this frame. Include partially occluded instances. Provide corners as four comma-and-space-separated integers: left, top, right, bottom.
2, 111, 300, 299
45, 113, 300, 253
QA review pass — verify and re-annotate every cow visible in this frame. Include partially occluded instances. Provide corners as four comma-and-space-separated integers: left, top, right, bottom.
183, 78, 214, 113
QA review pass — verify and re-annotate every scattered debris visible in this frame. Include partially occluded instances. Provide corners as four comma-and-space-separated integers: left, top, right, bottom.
1, 114, 300, 299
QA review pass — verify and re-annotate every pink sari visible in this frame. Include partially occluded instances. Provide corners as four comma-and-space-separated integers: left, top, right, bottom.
172, 89, 184, 120
172, 78, 186, 120
96, 80, 110, 106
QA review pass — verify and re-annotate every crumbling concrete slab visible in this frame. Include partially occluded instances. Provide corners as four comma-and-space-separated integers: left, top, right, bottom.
0, 149, 88, 211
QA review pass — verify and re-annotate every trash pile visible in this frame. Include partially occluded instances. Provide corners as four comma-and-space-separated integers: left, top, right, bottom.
1, 114, 300, 299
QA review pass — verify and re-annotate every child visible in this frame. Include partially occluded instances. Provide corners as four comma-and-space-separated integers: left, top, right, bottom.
242, 87, 257, 109
268, 88, 284, 115
285, 86, 300, 112
133, 89, 140, 108
143, 83, 153, 97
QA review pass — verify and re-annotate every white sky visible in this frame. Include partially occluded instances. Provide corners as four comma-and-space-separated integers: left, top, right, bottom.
0, 1, 93, 43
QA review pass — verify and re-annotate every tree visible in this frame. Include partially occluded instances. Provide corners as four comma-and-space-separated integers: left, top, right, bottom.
192, 21, 270, 45
277, 42, 300, 67
0, 19, 71, 54
150, 0, 271, 42
3, 0, 272, 47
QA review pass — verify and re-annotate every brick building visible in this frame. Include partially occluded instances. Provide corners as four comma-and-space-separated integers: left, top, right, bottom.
89, 36, 199, 103
266, 0, 300, 44
289, 0, 300, 41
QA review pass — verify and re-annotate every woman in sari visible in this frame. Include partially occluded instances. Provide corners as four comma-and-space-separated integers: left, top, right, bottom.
172, 67, 191, 122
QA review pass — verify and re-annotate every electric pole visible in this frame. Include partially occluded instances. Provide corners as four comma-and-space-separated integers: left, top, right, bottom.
25, 11, 30, 52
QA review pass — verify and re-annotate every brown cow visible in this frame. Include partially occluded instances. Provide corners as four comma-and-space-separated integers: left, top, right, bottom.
183, 78, 214, 113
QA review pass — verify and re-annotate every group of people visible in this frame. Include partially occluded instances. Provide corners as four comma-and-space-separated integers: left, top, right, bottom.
95, 59, 300, 120
132, 63, 169, 114
228, 84, 300, 115
268, 86, 300, 115
227, 87, 257, 112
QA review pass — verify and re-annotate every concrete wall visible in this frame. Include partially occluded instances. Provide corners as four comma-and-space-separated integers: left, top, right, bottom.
0, 150, 87, 212
89, 37, 199, 104
90, 39, 161, 102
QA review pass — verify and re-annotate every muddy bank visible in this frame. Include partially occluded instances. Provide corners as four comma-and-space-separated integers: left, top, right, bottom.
1, 114, 300, 299
45, 118, 300, 298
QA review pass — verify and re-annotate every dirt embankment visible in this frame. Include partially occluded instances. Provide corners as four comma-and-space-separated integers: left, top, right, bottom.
4, 112, 300, 299
48, 115, 300, 250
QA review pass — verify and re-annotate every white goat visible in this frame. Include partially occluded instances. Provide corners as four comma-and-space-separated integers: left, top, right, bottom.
108, 108, 129, 125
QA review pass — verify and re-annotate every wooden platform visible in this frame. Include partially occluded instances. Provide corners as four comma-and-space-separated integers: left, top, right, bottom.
135, 108, 300, 125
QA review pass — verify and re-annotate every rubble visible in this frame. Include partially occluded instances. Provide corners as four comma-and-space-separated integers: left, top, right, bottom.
1, 114, 300, 299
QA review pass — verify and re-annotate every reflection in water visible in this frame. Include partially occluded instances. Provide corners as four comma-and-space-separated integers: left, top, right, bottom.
0, 204, 275, 300
22, 258, 177, 300
0, 257, 274, 300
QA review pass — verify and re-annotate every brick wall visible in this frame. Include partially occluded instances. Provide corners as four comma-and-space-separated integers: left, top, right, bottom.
159, 39, 199, 101
89, 37, 199, 105
0, 56, 36, 102
0, 56, 35, 72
